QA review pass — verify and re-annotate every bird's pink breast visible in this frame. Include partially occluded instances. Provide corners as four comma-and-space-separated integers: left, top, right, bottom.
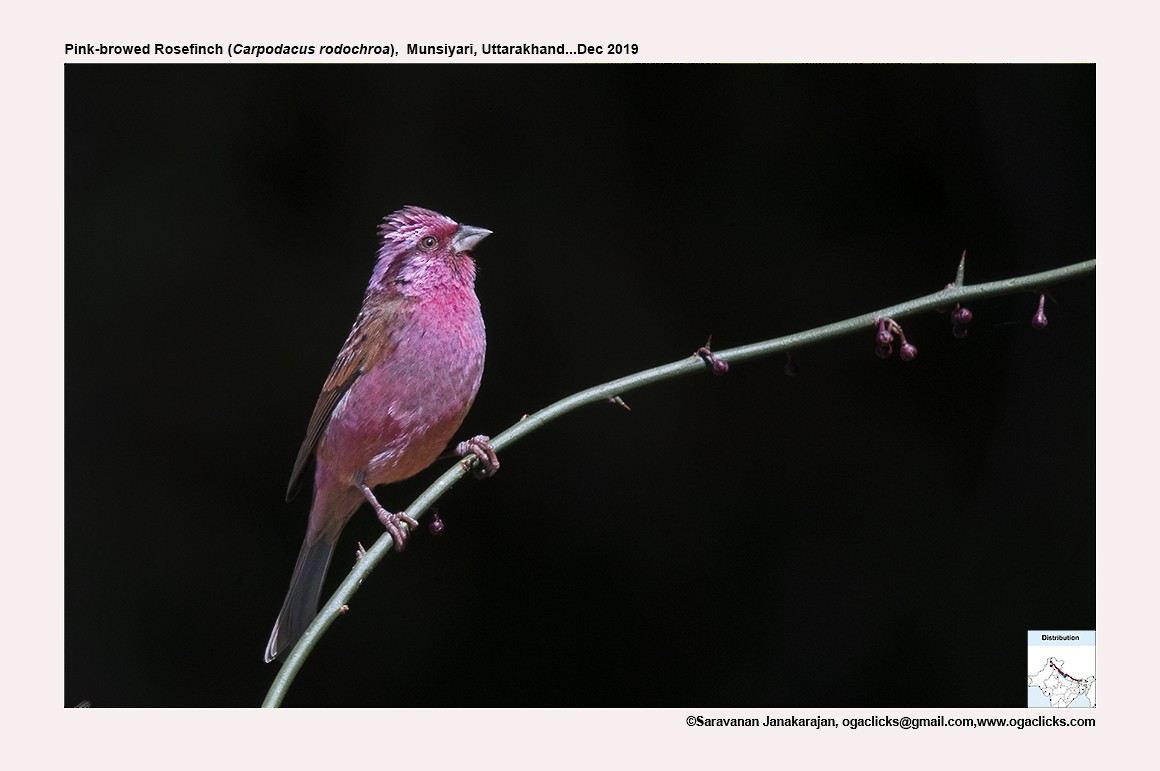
315, 288, 485, 494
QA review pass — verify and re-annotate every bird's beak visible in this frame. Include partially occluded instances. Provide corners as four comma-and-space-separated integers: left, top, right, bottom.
452, 224, 492, 253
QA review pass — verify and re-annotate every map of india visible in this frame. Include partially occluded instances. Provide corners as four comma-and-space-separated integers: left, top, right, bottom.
1028, 657, 1094, 707
1026, 631, 1096, 708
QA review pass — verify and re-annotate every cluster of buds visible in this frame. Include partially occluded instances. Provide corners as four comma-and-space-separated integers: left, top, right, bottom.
947, 292, 1048, 335
874, 317, 917, 361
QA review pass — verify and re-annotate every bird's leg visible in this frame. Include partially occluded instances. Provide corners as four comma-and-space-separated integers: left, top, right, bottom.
356, 473, 418, 551
455, 434, 500, 479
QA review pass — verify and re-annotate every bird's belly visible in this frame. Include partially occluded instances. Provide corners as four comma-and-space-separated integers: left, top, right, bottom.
316, 331, 484, 487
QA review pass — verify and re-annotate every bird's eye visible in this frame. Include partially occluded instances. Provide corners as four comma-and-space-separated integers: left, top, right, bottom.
419, 235, 439, 251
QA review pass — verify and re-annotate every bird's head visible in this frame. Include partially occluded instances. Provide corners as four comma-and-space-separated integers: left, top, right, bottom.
372, 206, 491, 292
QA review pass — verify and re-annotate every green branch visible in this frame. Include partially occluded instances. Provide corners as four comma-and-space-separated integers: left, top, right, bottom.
261, 256, 1095, 707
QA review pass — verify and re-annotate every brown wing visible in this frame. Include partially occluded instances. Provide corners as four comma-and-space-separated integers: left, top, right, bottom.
285, 299, 403, 500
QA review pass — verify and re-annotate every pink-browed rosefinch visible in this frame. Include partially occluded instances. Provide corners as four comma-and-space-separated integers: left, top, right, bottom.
265, 206, 497, 663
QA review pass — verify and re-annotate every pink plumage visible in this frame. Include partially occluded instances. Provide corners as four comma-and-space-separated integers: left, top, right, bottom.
266, 206, 493, 663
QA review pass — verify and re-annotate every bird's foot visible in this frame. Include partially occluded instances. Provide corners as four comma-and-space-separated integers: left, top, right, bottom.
378, 508, 419, 550
455, 434, 500, 479
357, 479, 418, 550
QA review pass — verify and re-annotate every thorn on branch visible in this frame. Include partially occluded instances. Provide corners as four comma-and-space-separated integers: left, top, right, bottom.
874, 318, 917, 361
607, 395, 632, 411
1032, 294, 1048, 329
355, 542, 367, 561
937, 251, 968, 310
695, 335, 729, 375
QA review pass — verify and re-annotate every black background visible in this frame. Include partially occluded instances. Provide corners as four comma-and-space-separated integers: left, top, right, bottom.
66, 65, 1094, 707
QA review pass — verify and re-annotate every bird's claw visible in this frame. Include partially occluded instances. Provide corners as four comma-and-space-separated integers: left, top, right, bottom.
358, 479, 418, 550
377, 508, 419, 550
456, 434, 500, 479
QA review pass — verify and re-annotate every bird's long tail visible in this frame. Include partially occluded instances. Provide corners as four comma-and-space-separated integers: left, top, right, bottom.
265, 536, 337, 663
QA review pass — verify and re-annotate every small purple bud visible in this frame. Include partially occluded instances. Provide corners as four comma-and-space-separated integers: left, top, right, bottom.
1032, 294, 1048, 329
952, 307, 973, 325
952, 324, 968, 339
429, 510, 444, 535
875, 342, 893, 359
696, 347, 729, 375
875, 319, 894, 346
900, 342, 917, 361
